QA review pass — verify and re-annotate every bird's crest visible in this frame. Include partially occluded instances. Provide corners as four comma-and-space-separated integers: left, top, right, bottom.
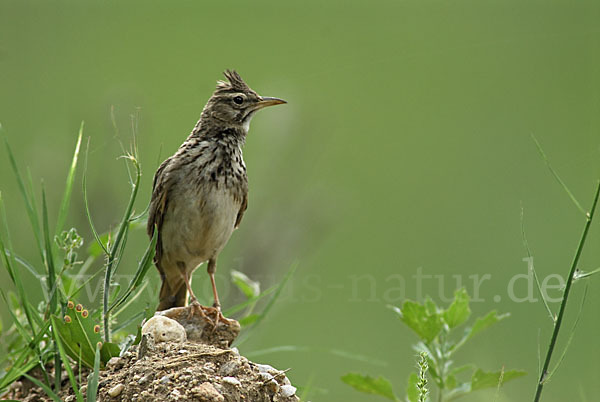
216, 70, 250, 92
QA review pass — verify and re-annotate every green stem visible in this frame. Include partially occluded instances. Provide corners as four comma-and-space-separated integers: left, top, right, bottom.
102, 156, 141, 342
533, 180, 600, 402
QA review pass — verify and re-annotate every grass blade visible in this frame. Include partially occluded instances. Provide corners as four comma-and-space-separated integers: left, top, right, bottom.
0, 196, 50, 386
0, 319, 51, 390
86, 343, 101, 402
3, 138, 43, 257
52, 320, 84, 402
531, 134, 586, 215
224, 283, 278, 316
41, 185, 60, 313
23, 374, 62, 402
55, 122, 84, 238
545, 283, 589, 382
83, 140, 109, 257
102, 153, 141, 342
108, 230, 156, 314
234, 261, 298, 347
520, 205, 554, 322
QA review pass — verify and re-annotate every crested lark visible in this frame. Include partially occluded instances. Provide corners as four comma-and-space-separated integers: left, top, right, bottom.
147, 70, 286, 320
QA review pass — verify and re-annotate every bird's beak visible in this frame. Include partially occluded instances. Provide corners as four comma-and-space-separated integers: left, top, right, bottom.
255, 97, 287, 110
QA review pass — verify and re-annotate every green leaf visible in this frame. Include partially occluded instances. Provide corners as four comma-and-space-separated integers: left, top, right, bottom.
108, 230, 156, 314
341, 373, 397, 401
3, 138, 44, 259
391, 300, 443, 343
42, 186, 59, 313
406, 372, 419, 402
238, 313, 260, 327
443, 288, 471, 329
234, 261, 298, 347
55, 123, 83, 238
100, 342, 121, 363
465, 311, 509, 342
52, 319, 84, 402
231, 270, 260, 299
449, 364, 475, 377
86, 343, 101, 402
51, 307, 119, 368
471, 369, 526, 391
446, 374, 458, 390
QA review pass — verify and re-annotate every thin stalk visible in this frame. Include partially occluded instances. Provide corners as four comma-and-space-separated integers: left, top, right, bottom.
102, 155, 141, 342
533, 180, 600, 402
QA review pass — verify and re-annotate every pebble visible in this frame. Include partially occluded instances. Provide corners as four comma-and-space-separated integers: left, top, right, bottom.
106, 356, 125, 370
265, 378, 280, 393
203, 361, 216, 373
64, 396, 75, 402
256, 363, 275, 374
192, 382, 225, 402
219, 360, 240, 376
160, 375, 171, 384
258, 372, 273, 382
142, 316, 187, 343
281, 384, 297, 397
222, 376, 241, 387
108, 383, 125, 397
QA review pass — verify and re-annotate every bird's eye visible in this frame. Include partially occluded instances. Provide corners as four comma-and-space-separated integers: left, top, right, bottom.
233, 96, 244, 105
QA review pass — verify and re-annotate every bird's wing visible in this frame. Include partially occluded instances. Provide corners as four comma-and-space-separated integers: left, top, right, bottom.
147, 157, 172, 273
234, 192, 248, 229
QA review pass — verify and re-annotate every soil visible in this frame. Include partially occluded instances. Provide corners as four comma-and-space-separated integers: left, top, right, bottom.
5, 312, 299, 401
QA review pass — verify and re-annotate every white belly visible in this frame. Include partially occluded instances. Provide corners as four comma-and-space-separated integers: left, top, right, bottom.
160, 184, 240, 271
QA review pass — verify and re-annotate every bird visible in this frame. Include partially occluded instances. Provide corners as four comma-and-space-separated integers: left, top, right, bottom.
147, 70, 286, 322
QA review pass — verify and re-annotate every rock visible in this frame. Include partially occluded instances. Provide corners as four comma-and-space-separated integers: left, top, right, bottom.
156, 305, 240, 347
281, 385, 297, 397
108, 383, 125, 397
192, 382, 225, 402
222, 376, 241, 387
142, 316, 187, 343
219, 360, 240, 376
106, 356, 125, 370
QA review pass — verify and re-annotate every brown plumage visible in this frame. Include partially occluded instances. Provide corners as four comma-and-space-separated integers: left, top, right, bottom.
147, 70, 286, 316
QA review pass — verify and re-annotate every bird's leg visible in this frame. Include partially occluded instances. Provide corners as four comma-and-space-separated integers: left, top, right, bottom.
182, 268, 198, 305
182, 268, 209, 320
207, 258, 233, 326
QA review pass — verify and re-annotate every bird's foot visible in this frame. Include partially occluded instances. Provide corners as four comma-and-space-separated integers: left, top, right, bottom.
203, 305, 234, 329
188, 301, 233, 328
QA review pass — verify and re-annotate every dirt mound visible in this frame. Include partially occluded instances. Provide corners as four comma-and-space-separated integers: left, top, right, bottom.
93, 338, 299, 401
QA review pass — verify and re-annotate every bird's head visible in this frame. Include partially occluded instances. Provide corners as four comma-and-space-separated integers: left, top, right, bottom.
202, 70, 286, 132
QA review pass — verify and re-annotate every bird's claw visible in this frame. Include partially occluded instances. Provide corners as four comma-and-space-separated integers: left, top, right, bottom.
188, 301, 233, 329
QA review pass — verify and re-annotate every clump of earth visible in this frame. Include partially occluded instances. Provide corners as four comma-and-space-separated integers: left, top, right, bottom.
7, 310, 299, 401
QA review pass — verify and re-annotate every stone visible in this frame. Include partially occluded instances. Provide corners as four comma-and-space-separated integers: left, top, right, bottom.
222, 376, 241, 387
142, 316, 186, 343
281, 384, 297, 397
192, 382, 225, 402
107, 383, 125, 397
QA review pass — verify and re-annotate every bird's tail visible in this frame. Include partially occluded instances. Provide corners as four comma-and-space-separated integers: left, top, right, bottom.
157, 277, 187, 311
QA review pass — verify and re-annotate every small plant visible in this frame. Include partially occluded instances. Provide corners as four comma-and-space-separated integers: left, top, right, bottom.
342, 289, 526, 401
528, 138, 600, 401
0, 122, 297, 400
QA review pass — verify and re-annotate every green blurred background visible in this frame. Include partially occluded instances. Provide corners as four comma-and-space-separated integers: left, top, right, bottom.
1, 0, 599, 400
